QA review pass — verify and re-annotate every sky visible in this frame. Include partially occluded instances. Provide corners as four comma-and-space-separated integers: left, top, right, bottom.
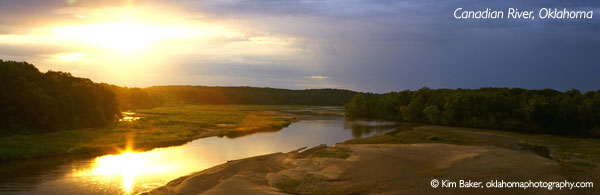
0, 0, 599, 93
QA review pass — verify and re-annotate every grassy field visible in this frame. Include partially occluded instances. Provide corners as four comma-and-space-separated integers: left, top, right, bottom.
344, 124, 600, 171
0, 105, 305, 162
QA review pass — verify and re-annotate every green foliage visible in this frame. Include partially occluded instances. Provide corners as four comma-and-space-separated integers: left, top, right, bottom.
103, 84, 158, 109
423, 106, 441, 124
0, 60, 120, 134
345, 87, 600, 136
344, 93, 380, 118
427, 135, 443, 141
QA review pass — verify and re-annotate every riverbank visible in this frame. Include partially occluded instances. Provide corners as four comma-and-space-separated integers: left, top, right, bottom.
145, 125, 600, 194
0, 105, 304, 162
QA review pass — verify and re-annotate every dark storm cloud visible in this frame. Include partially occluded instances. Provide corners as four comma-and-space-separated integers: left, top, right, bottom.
177, 0, 600, 92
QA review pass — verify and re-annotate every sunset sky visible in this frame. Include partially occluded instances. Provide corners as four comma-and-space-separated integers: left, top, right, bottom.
0, 0, 599, 92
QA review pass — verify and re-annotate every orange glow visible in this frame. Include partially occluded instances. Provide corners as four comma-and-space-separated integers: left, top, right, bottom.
73, 136, 181, 194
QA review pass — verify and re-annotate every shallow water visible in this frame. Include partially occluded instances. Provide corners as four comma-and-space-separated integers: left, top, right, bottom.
0, 115, 398, 194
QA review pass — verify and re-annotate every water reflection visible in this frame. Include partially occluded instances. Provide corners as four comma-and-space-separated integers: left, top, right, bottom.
71, 148, 198, 194
343, 120, 401, 138
0, 116, 400, 194
119, 112, 140, 122
76, 153, 153, 194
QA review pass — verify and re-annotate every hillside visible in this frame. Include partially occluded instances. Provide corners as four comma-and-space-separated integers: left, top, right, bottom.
107, 85, 357, 109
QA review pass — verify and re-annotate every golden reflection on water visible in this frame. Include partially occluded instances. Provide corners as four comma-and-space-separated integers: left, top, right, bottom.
119, 116, 141, 122
72, 148, 196, 194
119, 112, 141, 122
95, 152, 148, 194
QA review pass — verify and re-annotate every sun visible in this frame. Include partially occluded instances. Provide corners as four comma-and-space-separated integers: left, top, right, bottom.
52, 21, 185, 54
46, 5, 202, 54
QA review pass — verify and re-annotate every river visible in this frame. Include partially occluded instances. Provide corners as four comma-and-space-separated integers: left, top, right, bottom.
0, 113, 398, 194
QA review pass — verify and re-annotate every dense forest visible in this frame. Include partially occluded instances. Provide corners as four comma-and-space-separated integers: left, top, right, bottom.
345, 87, 600, 136
0, 60, 120, 134
106, 85, 357, 109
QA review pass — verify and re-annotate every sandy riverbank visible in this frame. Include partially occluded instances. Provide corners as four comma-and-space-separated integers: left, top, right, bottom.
144, 141, 599, 194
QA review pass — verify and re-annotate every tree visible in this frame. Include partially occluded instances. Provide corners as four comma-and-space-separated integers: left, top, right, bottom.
423, 105, 441, 124
0, 60, 121, 134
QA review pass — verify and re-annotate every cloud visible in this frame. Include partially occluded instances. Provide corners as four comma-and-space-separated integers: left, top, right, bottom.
0, 0, 599, 92
307, 75, 327, 80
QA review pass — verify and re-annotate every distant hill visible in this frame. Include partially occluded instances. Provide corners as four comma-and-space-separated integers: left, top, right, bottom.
106, 85, 357, 109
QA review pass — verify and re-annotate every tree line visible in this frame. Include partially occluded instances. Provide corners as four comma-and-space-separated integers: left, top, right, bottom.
345, 87, 600, 136
0, 60, 120, 134
106, 85, 357, 110
1, 60, 357, 135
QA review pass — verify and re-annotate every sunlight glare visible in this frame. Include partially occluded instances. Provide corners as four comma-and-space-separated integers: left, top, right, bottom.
52, 21, 196, 54
49, 53, 89, 62
74, 150, 172, 194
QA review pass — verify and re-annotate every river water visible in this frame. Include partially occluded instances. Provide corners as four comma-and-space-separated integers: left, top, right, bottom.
0, 114, 398, 194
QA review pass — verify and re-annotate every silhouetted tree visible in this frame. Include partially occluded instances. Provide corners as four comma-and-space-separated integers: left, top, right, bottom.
0, 60, 120, 135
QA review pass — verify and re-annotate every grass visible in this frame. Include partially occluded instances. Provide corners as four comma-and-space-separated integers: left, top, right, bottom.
0, 105, 300, 162
344, 126, 480, 145
275, 174, 327, 194
274, 173, 369, 195
344, 124, 600, 171
313, 147, 352, 159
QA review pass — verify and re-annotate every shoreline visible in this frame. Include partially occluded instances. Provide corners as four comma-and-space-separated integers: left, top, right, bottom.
0, 105, 301, 163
